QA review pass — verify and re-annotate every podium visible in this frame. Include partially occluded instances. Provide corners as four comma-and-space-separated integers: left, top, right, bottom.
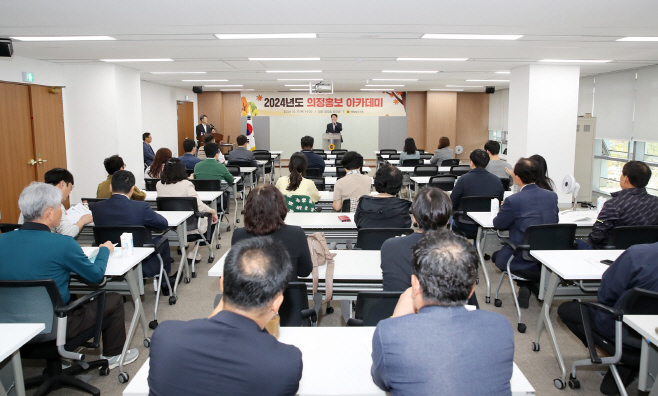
322, 133, 342, 150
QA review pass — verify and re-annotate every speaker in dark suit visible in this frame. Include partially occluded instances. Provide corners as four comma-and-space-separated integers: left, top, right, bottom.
196, 115, 212, 140
325, 113, 343, 143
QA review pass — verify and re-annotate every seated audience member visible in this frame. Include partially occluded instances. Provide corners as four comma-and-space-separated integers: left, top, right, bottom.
227, 134, 260, 179
355, 164, 411, 228
157, 158, 218, 261
0, 182, 139, 368
558, 242, 658, 394
18, 168, 93, 237
429, 136, 454, 165
148, 237, 303, 396
492, 158, 558, 307
197, 133, 226, 163
585, 161, 658, 249
91, 170, 172, 279
143, 132, 154, 168
178, 139, 201, 170
399, 137, 420, 162
97, 155, 146, 200
300, 135, 325, 173
145, 147, 172, 179
275, 152, 320, 203
193, 143, 235, 183
451, 149, 505, 235
232, 185, 312, 281
371, 230, 513, 395
484, 140, 512, 179
529, 154, 555, 191
332, 151, 372, 212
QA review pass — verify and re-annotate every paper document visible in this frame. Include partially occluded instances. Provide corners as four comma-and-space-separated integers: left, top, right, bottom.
67, 203, 92, 224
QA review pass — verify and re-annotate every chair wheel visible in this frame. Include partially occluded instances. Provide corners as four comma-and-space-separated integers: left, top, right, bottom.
192, 272, 197, 278
169, 296, 177, 305
485, 296, 490, 304
494, 299, 502, 307
568, 378, 580, 389
554, 378, 566, 389
241, 210, 244, 214
208, 257, 213, 263
236, 219, 240, 223
143, 337, 151, 347
118, 372, 129, 383
517, 323, 526, 333
184, 277, 191, 283
326, 306, 334, 314
149, 320, 158, 330
532, 342, 540, 352
226, 226, 231, 231
476, 278, 479, 284
216, 244, 221, 249
99, 366, 110, 376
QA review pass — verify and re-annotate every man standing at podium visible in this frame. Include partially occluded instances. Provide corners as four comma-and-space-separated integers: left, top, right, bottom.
325, 113, 343, 143
196, 115, 212, 148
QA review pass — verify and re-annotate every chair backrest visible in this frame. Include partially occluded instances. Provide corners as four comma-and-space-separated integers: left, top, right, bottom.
252, 150, 269, 154
317, 152, 327, 159
81, 197, 106, 209
428, 175, 457, 191
453, 196, 497, 226
389, 153, 400, 160
417, 149, 425, 154
0, 279, 63, 343
228, 160, 253, 168
190, 179, 223, 191
185, 169, 194, 177
305, 168, 323, 177
606, 225, 658, 249
312, 149, 324, 154
144, 178, 159, 191
355, 228, 414, 250
307, 177, 325, 191
420, 153, 433, 160
253, 152, 272, 162
519, 223, 577, 262
335, 153, 345, 161
616, 288, 658, 347
441, 159, 460, 167
354, 291, 403, 326
414, 165, 438, 177
0, 223, 21, 233
336, 166, 346, 179
450, 165, 471, 176
379, 149, 397, 155
500, 177, 511, 191
93, 225, 151, 247
285, 195, 316, 212
156, 197, 200, 230
225, 165, 241, 177
279, 282, 312, 327
401, 159, 421, 166
331, 149, 347, 154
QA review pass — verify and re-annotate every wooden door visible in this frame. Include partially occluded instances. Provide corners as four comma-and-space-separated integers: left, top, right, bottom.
30, 85, 67, 181
0, 82, 37, 223
177, 101, 194, 155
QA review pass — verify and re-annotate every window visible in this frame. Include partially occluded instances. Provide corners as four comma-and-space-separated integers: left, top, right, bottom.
593, 140, 630, 194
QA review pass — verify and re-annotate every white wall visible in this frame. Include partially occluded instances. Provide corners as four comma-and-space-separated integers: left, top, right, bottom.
488, 88, 509, 131
0, 55, 64, 86
140, 81, 197, 157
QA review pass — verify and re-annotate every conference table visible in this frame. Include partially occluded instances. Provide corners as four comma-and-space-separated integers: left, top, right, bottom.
529, 249, 624, 389
323, 166, 372, 175
0, 323, 45, 396
270, 151, 283, 177
622, 315, 658, 394
285, 212, 358, 244
123, 327, 535, 396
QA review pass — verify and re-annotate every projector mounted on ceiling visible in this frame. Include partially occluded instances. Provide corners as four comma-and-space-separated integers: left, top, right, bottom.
310, 81, 333, 95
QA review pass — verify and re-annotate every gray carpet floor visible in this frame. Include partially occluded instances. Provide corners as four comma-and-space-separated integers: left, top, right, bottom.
20, 176, 642, 396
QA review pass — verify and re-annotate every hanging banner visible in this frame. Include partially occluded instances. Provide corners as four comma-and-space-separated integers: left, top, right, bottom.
239, 91, 406, 117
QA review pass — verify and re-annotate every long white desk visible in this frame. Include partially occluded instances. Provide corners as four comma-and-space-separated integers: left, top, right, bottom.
323, 166, 372, 175
123, 327, 534, 396
0, 323, 45, 396
325, 176, 374, 186
623, 315, 658, 394
530, 249, 624, 388
285, 213, 357, 244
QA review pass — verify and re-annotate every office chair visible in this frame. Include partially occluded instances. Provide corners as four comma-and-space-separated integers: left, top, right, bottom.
279, 282, 318, 327
144, 178, 159, 191
317, 152, 328, 159
420, 153, 433, 160
80, 198, 106, 209
417, 149, 425, 154
305, 167, 323, 177
389, 153, 400, 160
335, 153, 345, 161
565, 288, 658, 393
307, 177, 326, 192
500, 177, 511, 191
604, 225, 658, 249
225, 165, 245, 223
92, 226, 173, 328
0, 280, 110, 395
185, 169, 194, 177
346, 291, 403, 326
331, 149, 347, 154
428, 175, 457, 192
379, 149, 397, 155
191, 179, 232, 237
335, 166, 347, 179
494, 223, 577, 333
413, 165, 439, 177
0, 223, 21, 233
450, 196, 497, 240
312, 149, 325, 154
228, 160, 258, 186
342, 197, 360, 213
450, 165, 471, 176
400, 159, 421, 166
253, 151, 274, 183
441, 159, 460, 167
355, 228, 414, 250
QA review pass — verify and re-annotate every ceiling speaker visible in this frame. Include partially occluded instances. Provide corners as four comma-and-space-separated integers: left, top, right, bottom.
485, 86, 495, 94
192, 86, 203, 94
0, 38, 13, 57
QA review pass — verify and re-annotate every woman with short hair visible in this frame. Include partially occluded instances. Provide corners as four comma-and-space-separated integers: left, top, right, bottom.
429, 136, 454, 165
354, 164, 411, 229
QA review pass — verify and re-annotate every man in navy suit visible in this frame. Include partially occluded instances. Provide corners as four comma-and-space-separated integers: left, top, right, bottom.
300, 135, 325, 173
143, 132, 155, 167
492, 157, 559, 307
371, 230, 514, 395
90, 170, 172, 279
325, 113, 343, 143
148, 237, 303, 396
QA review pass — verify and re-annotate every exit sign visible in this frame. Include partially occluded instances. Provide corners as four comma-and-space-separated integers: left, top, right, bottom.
22, 72, 33, 82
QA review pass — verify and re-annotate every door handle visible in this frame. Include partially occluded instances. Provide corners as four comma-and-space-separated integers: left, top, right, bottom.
37, 158, 47, 164
27, 159, 37, 165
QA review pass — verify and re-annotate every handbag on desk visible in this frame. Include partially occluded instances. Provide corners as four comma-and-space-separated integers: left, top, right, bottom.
307, 232, 336, 313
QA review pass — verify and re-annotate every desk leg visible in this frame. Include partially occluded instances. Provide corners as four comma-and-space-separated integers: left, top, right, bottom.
232, 184, 239, 226
534, 272, 567, 383
10, 350, 26, 396
475, 227, 491, 303
173, 221, 190, 295
341, 300, 352, 324
639, 339, 658, 393
136, 264, 144, 296
118, 267, 150, 377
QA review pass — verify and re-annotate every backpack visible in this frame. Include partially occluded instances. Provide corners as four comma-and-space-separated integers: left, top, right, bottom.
306, 232, 336, 312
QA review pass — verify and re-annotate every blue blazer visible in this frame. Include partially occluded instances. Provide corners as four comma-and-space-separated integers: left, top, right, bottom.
148, 310, 302, 396
493, 184, 558, 274
372, 306, 514, 395
90, 194, 167, 240
179, 153, 201, 170
301, 150, 326, 172
143, 142, 155, 166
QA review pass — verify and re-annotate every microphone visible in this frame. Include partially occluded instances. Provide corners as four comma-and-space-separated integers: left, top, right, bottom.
209, 123, 215, 128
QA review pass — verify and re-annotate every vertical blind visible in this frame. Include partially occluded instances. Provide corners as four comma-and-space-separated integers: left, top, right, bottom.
577, 77, 594, 117
488, 88, 509, 131
633, 66, 658, 143
594, 70, 635, 140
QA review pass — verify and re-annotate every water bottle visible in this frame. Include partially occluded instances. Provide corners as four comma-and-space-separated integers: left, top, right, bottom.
120, 232, 133, 256
596, 196, 606, 213
491, 198, 500, 215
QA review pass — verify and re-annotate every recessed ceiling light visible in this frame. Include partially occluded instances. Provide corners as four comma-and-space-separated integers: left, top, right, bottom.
372, 78, 419, 81
266, 70, 322, 73
495, 71, 511, 74
150, 72, 207, 74
284, 84, 311, 87
182, 79, 229, 82
215, 33, 316, 40
361, 89, 399, 91
445, 85, 484, 88
396, 58, 468, 61
540, 59, 611, 63
616, 37, 658, 42
382, 70, 438, 74
203, 85, 243, 87
249, 58, 320, 61
11, 36, 115, 41
100, 59, 173, 62
466, 79, 509, 82
422, 34, 523, 40
365, 84, 405, 87
220, 89, 254, 91
290, 89, 310, 91
277, 78, 323, 81
430, 89, 464, 91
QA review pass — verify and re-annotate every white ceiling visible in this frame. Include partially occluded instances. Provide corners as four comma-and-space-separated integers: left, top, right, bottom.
3, 0, 658, 92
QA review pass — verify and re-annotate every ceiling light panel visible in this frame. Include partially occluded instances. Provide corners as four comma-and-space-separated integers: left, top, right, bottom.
11, 36, 115, 41
540, 59, 611, 63
616, 37, 658, 42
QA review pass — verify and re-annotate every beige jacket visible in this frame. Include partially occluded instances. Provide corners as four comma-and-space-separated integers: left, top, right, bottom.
156, 180, 213, 234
